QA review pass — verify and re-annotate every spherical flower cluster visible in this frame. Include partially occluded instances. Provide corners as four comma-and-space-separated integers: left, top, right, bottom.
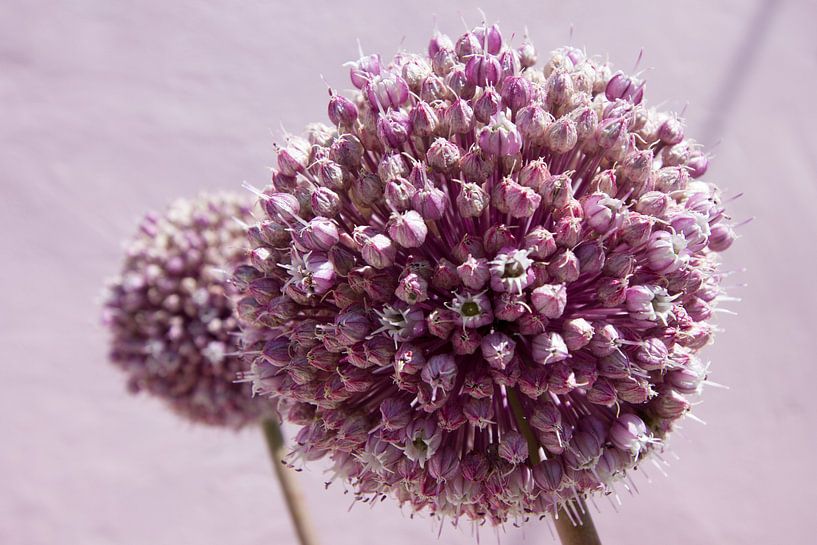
237, 23, 735, 524
103, 193, 278, 428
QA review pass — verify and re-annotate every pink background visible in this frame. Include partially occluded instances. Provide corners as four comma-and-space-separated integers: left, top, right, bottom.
2, 1, 815, 543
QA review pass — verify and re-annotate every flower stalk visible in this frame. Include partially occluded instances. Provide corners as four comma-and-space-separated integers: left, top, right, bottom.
554, 499, 602, 545
261, 418, 318, 545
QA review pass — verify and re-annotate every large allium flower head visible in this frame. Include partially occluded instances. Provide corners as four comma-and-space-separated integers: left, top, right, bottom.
103, 193, 278, 428
237, 21, 738, 525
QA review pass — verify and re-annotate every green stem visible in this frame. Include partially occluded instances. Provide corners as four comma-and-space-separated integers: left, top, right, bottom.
506, 389, 602, 545
506, 387, 541, 464
261, 418, 318, 545
554, 499, 603, 545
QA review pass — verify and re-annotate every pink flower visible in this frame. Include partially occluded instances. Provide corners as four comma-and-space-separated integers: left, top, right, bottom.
103, 194, 278, 428
236, 22, 737, 526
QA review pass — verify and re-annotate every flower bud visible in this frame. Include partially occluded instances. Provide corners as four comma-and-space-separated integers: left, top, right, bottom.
426, 138, 461, 174
478, 113, 522, 157
445, 98, 475, 134
412, 183, 449, 221
501, 76, 532, 113
348, 54, 381, 88
480, 331, 516, 370
562, 318, 593, 351
545, 117, 578, 154
531, 283, 567, 318
387, 210, 428, 248
531, 332, 569, 364
311, 187, 341, 217
456, 182, 489, 217
365, 72, 410, 110
473, 87, 501, 124
605, 71, 645, 104
327, 92, 359, 126
465, 54, 501, 87
457, 256, 490, 290
377, 110, 411, 148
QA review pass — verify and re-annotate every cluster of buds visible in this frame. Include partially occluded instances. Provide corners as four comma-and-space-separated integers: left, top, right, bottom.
236, 22, 735, 524
103, 194, 279, 428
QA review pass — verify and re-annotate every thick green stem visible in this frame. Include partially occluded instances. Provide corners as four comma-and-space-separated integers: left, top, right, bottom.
261, 418, 318, 545
506, 389, 603, 545
554, 499, 603, 545
506, 388, 541, 464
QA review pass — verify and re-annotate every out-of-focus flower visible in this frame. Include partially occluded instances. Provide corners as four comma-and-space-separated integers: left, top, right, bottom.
103, 193, 278, 428
236, 22, 736, 525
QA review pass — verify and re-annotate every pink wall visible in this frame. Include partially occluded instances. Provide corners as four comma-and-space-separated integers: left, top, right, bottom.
2, 1, 815, 543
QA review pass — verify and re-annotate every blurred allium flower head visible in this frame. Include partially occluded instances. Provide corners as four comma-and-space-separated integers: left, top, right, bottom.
237, 22, 736, 524
103, 193, 278, 428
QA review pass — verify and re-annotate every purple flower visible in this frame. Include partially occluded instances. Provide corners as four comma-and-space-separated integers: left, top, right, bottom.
236, 22, 737, 526
102, 194, 278, 428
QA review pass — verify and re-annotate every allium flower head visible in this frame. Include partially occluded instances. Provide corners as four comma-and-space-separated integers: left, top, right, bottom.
237, 23, 736, 524
103, 193, 278, 428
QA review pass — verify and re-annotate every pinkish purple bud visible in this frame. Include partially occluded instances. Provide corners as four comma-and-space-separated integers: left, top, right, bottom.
501, 76, 532, 112
524, 227, 557, 260
446, 66, 476, 99
479, 113, 522, 157
452, 328, 482, 355
431, 47, 458, 76
412, 183, 449, 221
518, 38, 537, 67
531, 283, 567, 319
582, 193, 624, 233
329, 133, 364, 169
457, 256, 490, 290
395, 272, 429, 304
276, 139, 310, 177
605, 71, 645, 104
262, 192, 301, 221
531, 332, 569, 365
444, 98, 475, 134
456, 182, 489, 217
431, 259, 460, 290
355, 229, 396, 269
481, 331, 516, 370
348, 54, 381, 88
708, 222, 735, 252
653, 388, 690, 419
474, 24, 503, 54
516, 105, 552, 147
498, 431, 528, 465
294, 217, 339, 252
658, 115, 684, 145
384, 177, 417, 212
546, 249, 580, 283
460, 146, 493, 182
646, 230, 688, 274
465, 54, 501, 87
562, 318, 594, 351
409, 101, 439, 138
311, 187, 341, 217
455, 31, 482, 59
473, 87, 501, 124
686, 150, 709, 178
545, 117, 578, 154
377, 110, 411, 148
426, 138, 461, 173
327, 91, 359, 126
366, 72, 410, 110
626, 285, 674, 324
505, 181, 542, 219
387, 210, 428, 248
401, 55, 432, 92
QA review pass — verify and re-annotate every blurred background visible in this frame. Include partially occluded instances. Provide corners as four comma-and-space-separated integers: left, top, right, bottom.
2, 0, 815, 543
